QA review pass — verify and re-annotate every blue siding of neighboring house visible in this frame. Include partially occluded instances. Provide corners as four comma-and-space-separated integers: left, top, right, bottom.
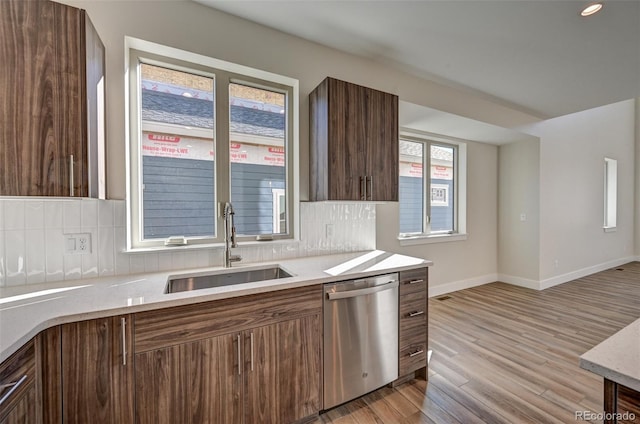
231, 163, 285, 235
142, 158, 285, 238
399, 177, 454, 233
142, 156, 215, 239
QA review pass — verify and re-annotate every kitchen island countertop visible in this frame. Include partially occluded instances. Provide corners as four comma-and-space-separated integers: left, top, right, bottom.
580, 317, 640, 392
0, 250, 431, 362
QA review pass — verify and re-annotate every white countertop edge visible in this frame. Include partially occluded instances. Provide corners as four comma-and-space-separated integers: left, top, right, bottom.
579, 317, 640, 393
0, 251, 432, 362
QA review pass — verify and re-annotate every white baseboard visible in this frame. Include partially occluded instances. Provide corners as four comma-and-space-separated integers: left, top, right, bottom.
539, 256, 638, 290
497, 274, 540, 290
428, 273, 498, 298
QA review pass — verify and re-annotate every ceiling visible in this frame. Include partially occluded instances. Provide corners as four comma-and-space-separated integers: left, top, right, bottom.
195, 0, 640, 119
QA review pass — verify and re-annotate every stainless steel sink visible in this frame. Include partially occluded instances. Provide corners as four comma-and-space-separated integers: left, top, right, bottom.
165, 266, 293, 294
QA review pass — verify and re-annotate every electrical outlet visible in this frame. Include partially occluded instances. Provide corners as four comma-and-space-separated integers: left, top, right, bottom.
65, 233, 92, 255
326, 224, 334, 238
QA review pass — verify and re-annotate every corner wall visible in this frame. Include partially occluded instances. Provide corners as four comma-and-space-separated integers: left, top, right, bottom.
497, 138, 541, 287
522, 100, 636, 287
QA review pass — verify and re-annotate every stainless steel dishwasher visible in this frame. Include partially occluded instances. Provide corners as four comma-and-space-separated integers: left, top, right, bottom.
323, 273, 399, 409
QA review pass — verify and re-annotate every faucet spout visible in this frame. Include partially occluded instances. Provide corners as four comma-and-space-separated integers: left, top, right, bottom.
223, 202, 242, 267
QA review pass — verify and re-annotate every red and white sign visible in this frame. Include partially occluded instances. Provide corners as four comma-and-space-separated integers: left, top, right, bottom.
142, 132, 214, 160
400, 161, 452, 180
142, 132, 285, 167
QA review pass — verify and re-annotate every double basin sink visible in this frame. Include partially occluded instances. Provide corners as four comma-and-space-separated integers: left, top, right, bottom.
165, 265, 293, 294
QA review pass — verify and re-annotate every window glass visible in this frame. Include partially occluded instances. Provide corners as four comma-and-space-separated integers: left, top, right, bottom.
430, 144, 455, 233
399, 138, 456, 236
229, 83, 287, 235
139, 63, 215, 240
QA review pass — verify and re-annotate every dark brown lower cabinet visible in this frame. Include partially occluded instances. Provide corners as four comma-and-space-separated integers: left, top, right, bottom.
135, 333, 242, 424
135, 315, 321, 424
245, 315, 321, 424
604, 379, 640, 424
0, 340, 37, 424
60, 315, 134, 424
398, 268, 429, 379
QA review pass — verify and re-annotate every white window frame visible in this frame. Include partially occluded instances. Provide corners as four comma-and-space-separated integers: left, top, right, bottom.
398, 130, 467, 246
272, 188, 286, 234
603, 157, 617, 232
125, 37, 299, 251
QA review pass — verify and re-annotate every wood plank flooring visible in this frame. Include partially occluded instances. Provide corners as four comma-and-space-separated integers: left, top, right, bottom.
315, 262, 640, 424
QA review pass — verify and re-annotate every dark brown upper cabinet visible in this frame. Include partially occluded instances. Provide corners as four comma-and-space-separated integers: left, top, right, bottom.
0, 0, 105, 197
309, 77, 399, 201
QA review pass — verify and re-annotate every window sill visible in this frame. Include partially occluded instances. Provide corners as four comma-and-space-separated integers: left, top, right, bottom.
124, 238, 298, 254
603, 227, 617, 233
398, 233, 467, 246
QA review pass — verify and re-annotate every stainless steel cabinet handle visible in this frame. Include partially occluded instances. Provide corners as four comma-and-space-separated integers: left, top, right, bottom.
327, 280, 398, 300
360, 176, 366, 201
0, 375, 27, 406
367, 176, 373, 200
69, 155, 75, 197
250, 332, 254, 372
237, 335, 241, 375
407, 279, 424, 285
408, 310, 425, 317
409, 349, 425, 358
121, 317, 127, 366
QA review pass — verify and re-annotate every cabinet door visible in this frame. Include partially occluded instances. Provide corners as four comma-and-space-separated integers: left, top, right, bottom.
0, 0, 84, 196
61, 316, 134, 424
365, 88, 398, 201
245, 315, 321, 424
327, 78, 368, 200
135, 334, 242, 424
0, 383, 36, 424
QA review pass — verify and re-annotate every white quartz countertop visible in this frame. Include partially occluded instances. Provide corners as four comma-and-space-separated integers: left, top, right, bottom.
0, 250, 431, 362
580, 317, 640, 392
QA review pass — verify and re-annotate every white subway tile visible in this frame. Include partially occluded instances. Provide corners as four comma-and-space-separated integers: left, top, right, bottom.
82, 252, 99, 279
209, 249, 223, 267
113, 201, 126, 227
0, 200, 4, 229
184, 251, 200, 269
98, 200, 114, 228
98, 228, 114, 276
5, 230, 26, 285
63, 254, 82, 280
114, 227, 130, 276
44, 201, 64, 228
63, 201, 81, 230
4, 200, 25, 230
25, 229, 45, 284
144, 253, 159, 273
45, 230, 64, 282
171, 252, 185, 270
129, 255, 145, 274
0, 231, 5, 286
25, 201, 44, 229
157, 252, 174, 272
81, 200, 98, 229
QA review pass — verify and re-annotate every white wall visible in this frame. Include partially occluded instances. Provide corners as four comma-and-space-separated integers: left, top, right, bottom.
497, 138, 540, 286
377, 141, 498, 295
521, 99, 636, 287
61, 0, 540, 199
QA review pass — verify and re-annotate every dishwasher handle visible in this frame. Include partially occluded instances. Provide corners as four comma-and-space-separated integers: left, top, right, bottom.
327, 280, 398, 300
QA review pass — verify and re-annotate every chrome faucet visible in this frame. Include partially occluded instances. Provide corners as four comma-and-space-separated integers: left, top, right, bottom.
223, 202, 242, 267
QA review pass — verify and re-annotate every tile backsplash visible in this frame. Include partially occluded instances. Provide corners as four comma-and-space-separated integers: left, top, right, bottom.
0, 199, 376, 287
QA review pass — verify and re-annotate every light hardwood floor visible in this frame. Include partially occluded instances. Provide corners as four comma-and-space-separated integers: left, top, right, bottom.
316, 262, 640, 423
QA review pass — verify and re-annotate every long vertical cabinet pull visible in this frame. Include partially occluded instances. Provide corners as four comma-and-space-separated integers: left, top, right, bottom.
121, 317, 127, 366
360, 176, 366, 200
367, 176, 373, 200
237, 335, 242, 375
250, 332, 254, 371
69, 155, 75, 197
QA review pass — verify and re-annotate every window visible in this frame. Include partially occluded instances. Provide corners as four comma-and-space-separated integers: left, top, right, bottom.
127, 40, 297, 249
604, 157, 617, 231
399, 133, 466, 242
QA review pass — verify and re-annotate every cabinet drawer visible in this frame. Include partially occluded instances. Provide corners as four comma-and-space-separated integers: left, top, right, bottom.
135, 284, 323, 353
399, 341, 428, 376
0, 340, 35, 421
399, 268, 428, 296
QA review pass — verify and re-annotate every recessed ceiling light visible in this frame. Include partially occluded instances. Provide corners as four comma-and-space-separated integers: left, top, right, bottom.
581, 2, 603, 17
